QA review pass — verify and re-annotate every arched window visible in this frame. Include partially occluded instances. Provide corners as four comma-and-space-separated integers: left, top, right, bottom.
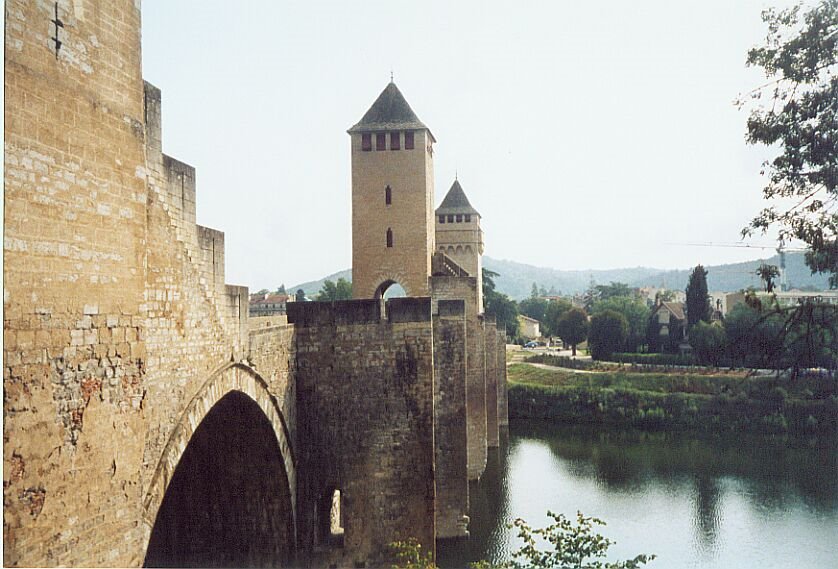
386, 228, 393, 248
385, 185, 392, 205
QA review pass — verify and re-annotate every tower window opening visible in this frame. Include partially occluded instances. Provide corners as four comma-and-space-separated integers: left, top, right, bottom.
390, 131, 400, 150
361, 133, 372, 151
439, 215, 445, 224
447, 215, 454, 223
385, 186, 392, 205
456, 214, 463, 222
386, 228, 393, 248
465, 214, 471, 222
376, 133, 386, 150
404, 131, 415, 150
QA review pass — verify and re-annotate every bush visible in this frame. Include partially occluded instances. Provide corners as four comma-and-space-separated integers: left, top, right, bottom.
606, 353, 696, 367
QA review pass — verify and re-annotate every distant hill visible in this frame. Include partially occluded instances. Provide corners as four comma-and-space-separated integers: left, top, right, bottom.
290, 269, 352, 296
486, 252, 830, 298
290, 252, 831, 300
628, 252, 831, 293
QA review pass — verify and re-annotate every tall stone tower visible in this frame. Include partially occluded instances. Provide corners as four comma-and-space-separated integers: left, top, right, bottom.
435, 179, 485, 312
349, 82, 436, 299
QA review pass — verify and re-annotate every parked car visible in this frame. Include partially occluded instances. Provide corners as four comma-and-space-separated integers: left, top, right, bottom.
523, 341, 539, 348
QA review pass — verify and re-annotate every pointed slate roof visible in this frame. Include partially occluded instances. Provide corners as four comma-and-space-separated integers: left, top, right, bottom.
436, 179, 479, 216
348, 82, 433, 139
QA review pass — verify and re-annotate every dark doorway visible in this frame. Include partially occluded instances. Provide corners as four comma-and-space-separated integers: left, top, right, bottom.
144, 391, 293, 568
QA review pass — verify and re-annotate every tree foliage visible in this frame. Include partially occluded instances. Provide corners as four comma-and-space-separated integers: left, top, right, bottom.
544, 299, 573, 338
588, 310, 628, 361
316, 278, 353, 301
392, 512, 655, 569
685, 265, 711, 330
484, 269, 520, 340
724, 298, 838, 370
595, 282, 635, 301
556, 308, 589, 357
520, 297, 549, 323
740, 0, 838, 287
689, 321, 727, 366
592, 296, 650, 352
756, 263, 781, 293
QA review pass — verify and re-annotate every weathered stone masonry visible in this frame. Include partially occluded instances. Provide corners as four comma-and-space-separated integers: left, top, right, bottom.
4, 1, 508, 567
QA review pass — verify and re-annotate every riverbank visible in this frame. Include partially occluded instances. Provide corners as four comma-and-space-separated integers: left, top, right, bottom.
507, 362, 838, 435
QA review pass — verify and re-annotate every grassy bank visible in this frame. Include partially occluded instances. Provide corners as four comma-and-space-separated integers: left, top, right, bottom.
508, 363, 838, 435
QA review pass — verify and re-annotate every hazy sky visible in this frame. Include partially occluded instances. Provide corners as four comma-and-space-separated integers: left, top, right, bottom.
141, 0, 808, 290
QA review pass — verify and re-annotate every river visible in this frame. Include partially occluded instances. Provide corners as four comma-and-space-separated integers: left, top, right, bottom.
438, 421, 837, 568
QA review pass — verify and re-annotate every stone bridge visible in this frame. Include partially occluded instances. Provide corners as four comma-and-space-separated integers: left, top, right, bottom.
3, 1, 507, 567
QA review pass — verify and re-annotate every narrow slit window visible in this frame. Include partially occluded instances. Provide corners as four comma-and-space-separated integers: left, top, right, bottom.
465, 214, 471, 222
390, 131, 400, 150
439, 215, 445, 223
447, 215, 454, 223
361, 133, 372, 151
376, 133, 386, 150
385, 186, 392, 205
404, 131, 415, 150
456, 214, 463, 222
386, 228, 393, 248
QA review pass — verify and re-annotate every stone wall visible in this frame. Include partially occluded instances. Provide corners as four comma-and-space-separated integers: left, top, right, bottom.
484, 317, 500, 448
497, 331, 509, 428
430, 275, 487, 480
4, 2, 149, 565
289, 298, 437, 567
3, 3, 296, 565
433, 300, 469, 539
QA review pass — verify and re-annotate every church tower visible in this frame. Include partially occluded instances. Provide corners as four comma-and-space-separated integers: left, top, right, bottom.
435, 179, 484, 312
349, 82, 436, 299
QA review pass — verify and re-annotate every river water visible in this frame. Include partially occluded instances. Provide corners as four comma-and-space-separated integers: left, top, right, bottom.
438, 421, 837, 568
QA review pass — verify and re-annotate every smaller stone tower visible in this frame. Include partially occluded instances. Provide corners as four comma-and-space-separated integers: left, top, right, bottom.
435, 179, 484, 312
349, 82, 436, 299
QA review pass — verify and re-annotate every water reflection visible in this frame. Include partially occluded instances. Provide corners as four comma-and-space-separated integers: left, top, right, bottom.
438, 421, 838, 569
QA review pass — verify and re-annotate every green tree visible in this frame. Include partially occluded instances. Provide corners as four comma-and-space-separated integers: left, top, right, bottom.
519, 296, 549, 323
583, 278, 599, 313
689, 321, 727, 366
544, 299, 573, 338
595, 282, 634, 301
484, 269, 520, 340
255, 288, 269, 295
295, 288, 306, 302
592, 296, 651, 352
277, 283, 286, 294
756, 263, 780, 293
724, 303, 785, 368
531, 282, 540, 298
556, 308, 589, 357
740, 1, 838, 288
588, 310, 628, 360
316, 278, 352, 301
685, 265, 711, 330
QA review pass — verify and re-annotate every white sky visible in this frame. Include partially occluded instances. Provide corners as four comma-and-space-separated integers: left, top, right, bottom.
140, 0, 808, 290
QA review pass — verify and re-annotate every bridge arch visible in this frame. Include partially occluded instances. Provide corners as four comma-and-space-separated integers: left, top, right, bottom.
142, 362, 296, 567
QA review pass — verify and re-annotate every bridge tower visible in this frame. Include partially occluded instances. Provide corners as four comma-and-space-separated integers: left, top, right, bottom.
349, 81, 436, 298
435, 179, 485, 313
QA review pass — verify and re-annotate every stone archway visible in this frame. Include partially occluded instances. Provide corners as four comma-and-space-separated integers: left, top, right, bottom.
142, 363, 296, 567
374, 279, 409, 299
